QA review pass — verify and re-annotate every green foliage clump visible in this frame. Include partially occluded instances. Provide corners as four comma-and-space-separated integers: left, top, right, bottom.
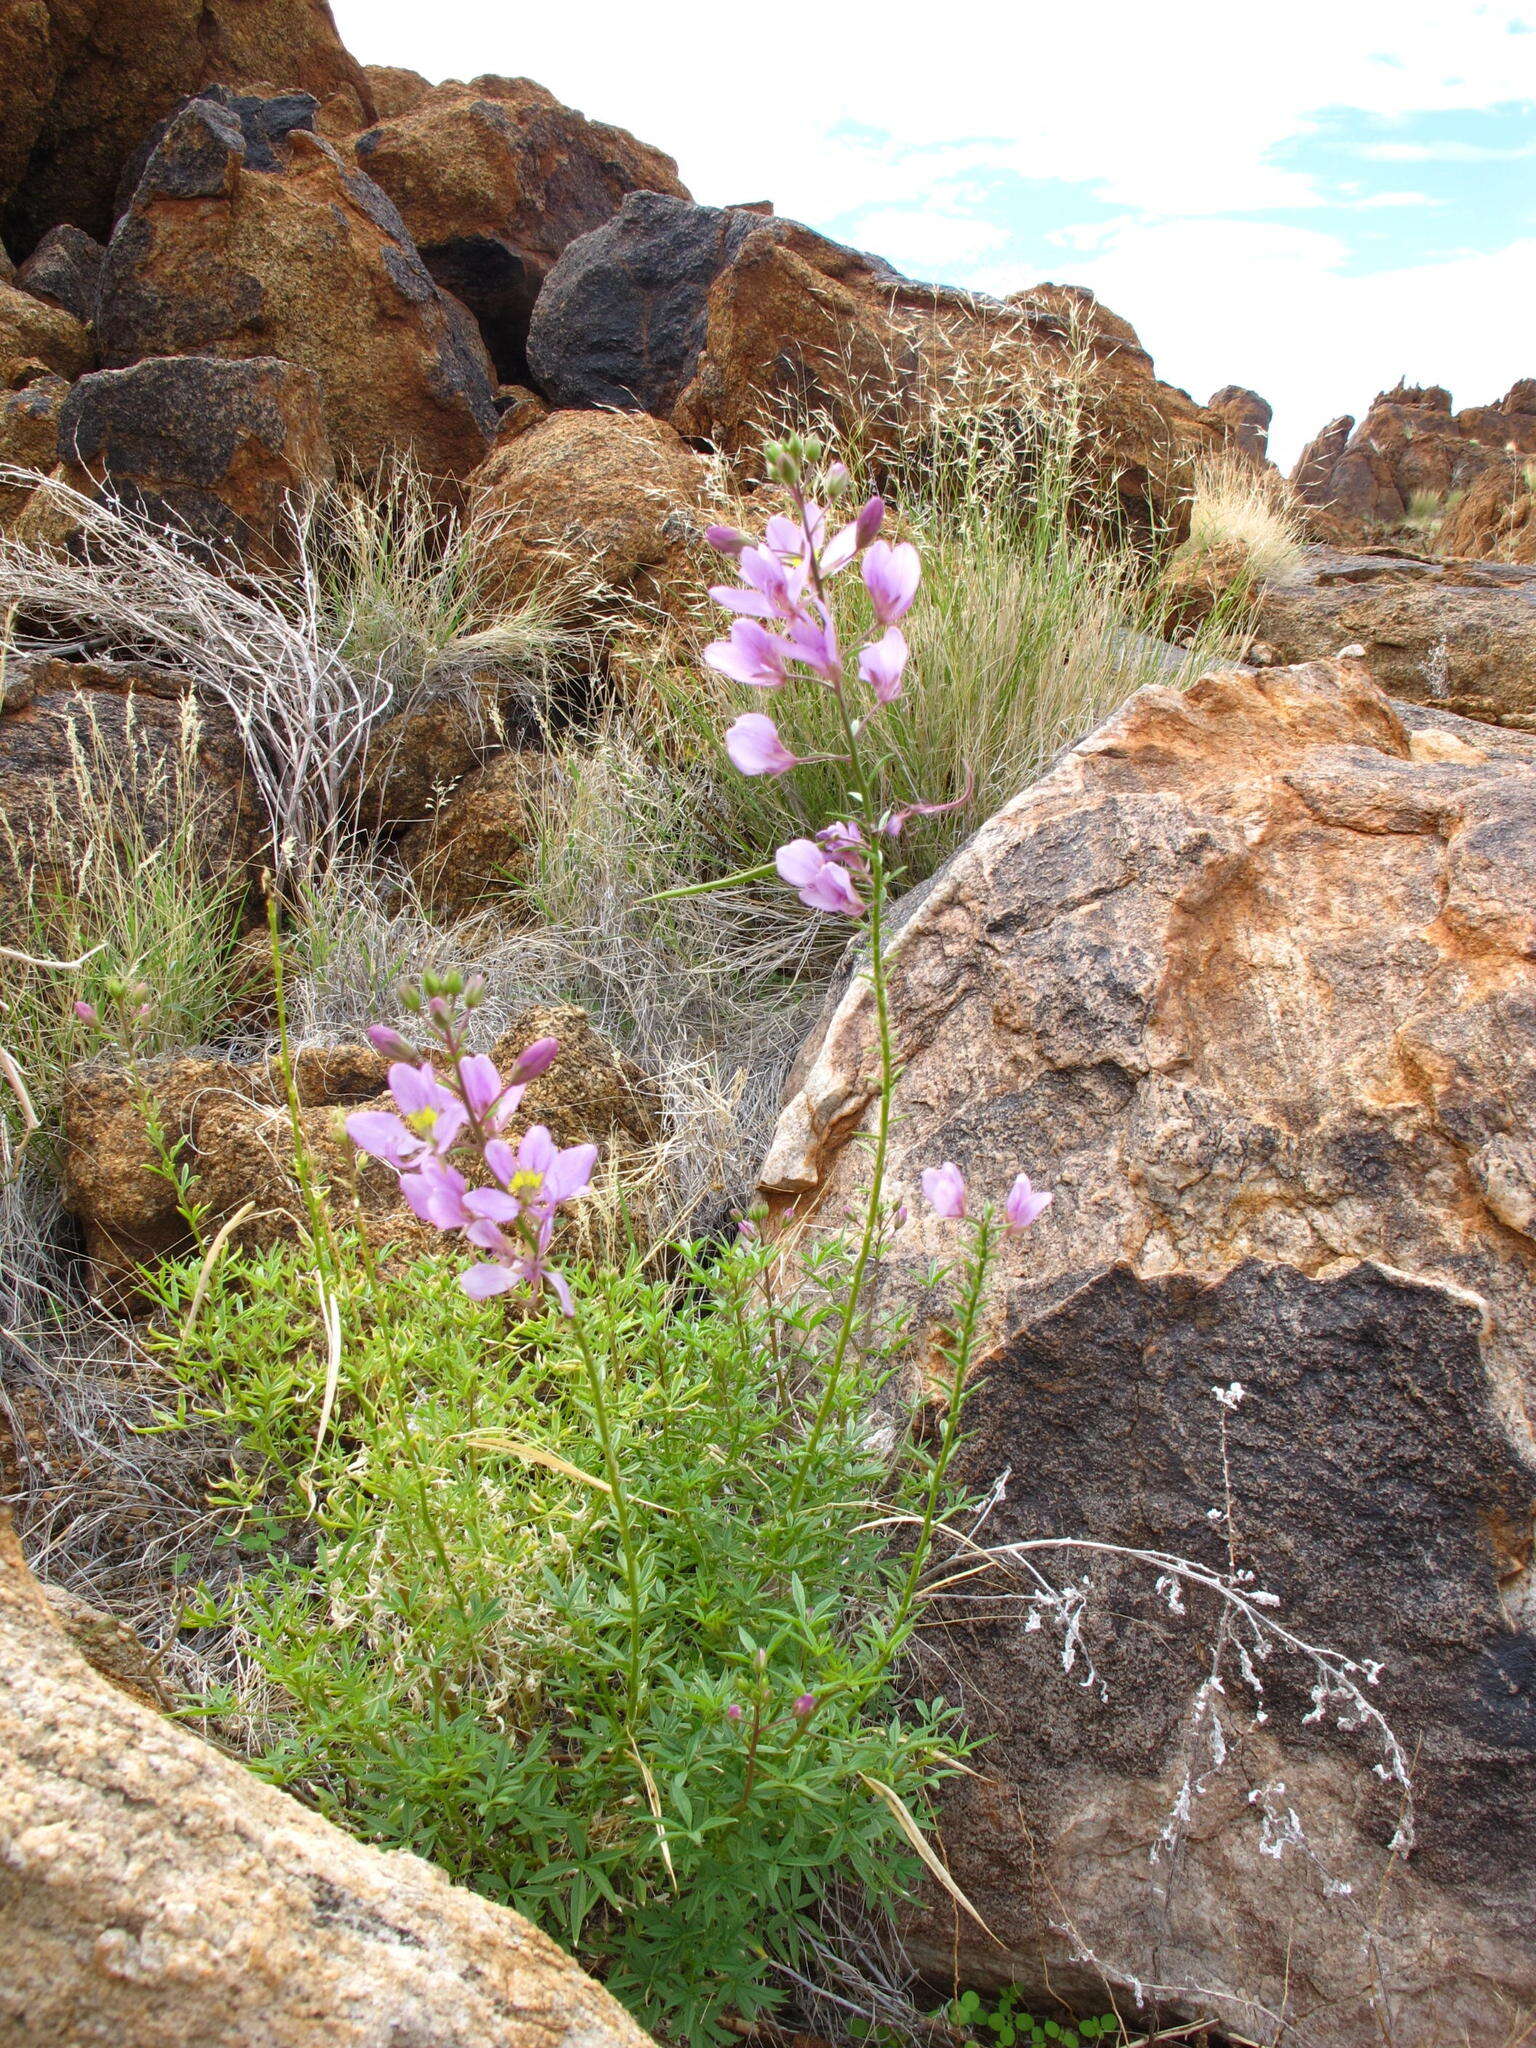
148, 1228, 967, 2043
946, 1986, 1124, 2047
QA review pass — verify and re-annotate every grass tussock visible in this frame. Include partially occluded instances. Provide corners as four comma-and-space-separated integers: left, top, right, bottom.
1184, 447, 1307, 586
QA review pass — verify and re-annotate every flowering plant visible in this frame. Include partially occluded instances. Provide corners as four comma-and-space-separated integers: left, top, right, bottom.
344, 972, 592, 1313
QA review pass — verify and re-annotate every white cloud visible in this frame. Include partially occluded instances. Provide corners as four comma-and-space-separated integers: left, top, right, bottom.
329, 0, 1536, 469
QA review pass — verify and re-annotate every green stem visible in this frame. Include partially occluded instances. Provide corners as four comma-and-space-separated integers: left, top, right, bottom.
889, 1209, 994, 1644
572, 1295, 645, 1723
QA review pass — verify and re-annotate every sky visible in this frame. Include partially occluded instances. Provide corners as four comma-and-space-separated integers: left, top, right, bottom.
331, 0, 1536, 468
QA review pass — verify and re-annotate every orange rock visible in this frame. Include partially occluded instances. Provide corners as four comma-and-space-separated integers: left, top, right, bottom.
1291, 380, 1536, 536
96, 93, 497, 484
1440, 454, 1536, 567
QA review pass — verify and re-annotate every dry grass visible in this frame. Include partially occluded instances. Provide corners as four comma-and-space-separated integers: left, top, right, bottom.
1183, 448, 1306, 586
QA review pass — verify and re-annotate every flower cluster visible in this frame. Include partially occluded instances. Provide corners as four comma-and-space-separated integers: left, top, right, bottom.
705, 434, 966, 918
345, 972, 595, 1312
922, 1162, 1053, 1231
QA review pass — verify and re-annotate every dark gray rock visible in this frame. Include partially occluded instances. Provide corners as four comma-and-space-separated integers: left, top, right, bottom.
16, 224, 106, 325
56, 353, 333, 560
525, 191, 764, 414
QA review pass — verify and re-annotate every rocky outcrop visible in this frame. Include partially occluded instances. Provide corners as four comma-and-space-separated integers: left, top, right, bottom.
0, 658, 261, 926
1206, 383, 1271, 464
55, 354, 333, 561
760, 659, 1536, 2045
61, 1008, 660, 1296
361, 65, 433, 121
1441, 454, 1536, 567
528, 198, 1220, 533
0, 275, 91, 387
354, 78, 687, 382
0, 0, 373, 256
465, 405, 706, 606
95, 91, 497, 481
16, 223, 106, 324
1253, 545, 1536, 726
1291, 381, 1536, 535
0, 1508, 656, 2048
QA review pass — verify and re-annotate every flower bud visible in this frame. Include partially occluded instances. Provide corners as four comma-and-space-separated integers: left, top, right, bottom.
508, 1036, 560, 1085
792, 1693, 817, 1719
401, 985, 423, 1014
426, 994, 453, 1025
854, 495, 885, 548
823, 460, 851, 497
73, 1001, 99, 1026
367, 1024, 416, 1061
705, 523, 748, 557
463, 973, 487, 1009
726, 1702, 744, 1722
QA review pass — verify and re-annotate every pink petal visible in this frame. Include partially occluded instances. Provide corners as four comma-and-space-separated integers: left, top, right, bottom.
543, 1142, 598, 1205
921, 1162, 967, 1219
461, 1261, 517, 1299
464, 1186, 520, 1223
863, 539, 920, 625
726, 712, 798, 776
508, 1037, 560, 1085
515, 1125, 556, 1177
774, 839, 825, 889
1004, 1174, 1053, 1231
456, 1053, 503, 1119
344, 1110, 419, 1168
710, 584, 775, 618
484, 1137, 518, 1187
858, 625, 908, 704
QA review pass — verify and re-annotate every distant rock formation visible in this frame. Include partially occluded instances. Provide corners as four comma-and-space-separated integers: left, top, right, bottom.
1291, 380, 1536, 534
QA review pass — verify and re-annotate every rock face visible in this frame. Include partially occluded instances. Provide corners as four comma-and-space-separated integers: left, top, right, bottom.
760, 659, 1536, 2045
1441, 455, 1536, 567
354, 78, 688, 382
465, 406, 706, 604
56, 354, 333, 561
0, 659, 261, 926
0, 1509, 656, 2048
95, 92, 497, 481
0, 0, 373, 256
1254, 545, 1536, 727
528, 199, 1220, 533
1291, 382, 1536, 535
0, 274, 91, 387
15, 223, 105, 324
1207, 383, 1272, 464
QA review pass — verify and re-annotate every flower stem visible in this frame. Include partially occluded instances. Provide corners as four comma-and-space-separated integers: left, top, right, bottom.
572, 1295, 645, 1722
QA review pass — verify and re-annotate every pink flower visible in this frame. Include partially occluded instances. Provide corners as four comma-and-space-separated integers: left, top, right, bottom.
726, 713, 800, 777
921, 1162, 967, 1218
1004, 1173, 1053, 1231
457, 1053, 513, 1125
881, 767, 975, 838
819, 495, 883, 573
719, 543, 808, 622
858, 626, 908, 704
863, 539, 920, 625
488, 1124, 598, 1222
776, 838, 866, 915
704, 618, 791, 690
706, 523, 747, 557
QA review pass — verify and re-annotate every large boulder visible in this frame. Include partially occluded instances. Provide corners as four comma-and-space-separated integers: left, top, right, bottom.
1441, 454, 1536, 567
1291, 381, 1536, 536
0, 0, 372, 256
354, 77, 687, 382
0, 274, 91, 387
464, 405, 707, 604
95, 91, 498, 482
0, 1509, 655, 2048
1253, 545, 1536, 727
760, 659, 1536, 2044
0, 658, 262, 929
55, 354, 333, 562
527, 198, 1221, 534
